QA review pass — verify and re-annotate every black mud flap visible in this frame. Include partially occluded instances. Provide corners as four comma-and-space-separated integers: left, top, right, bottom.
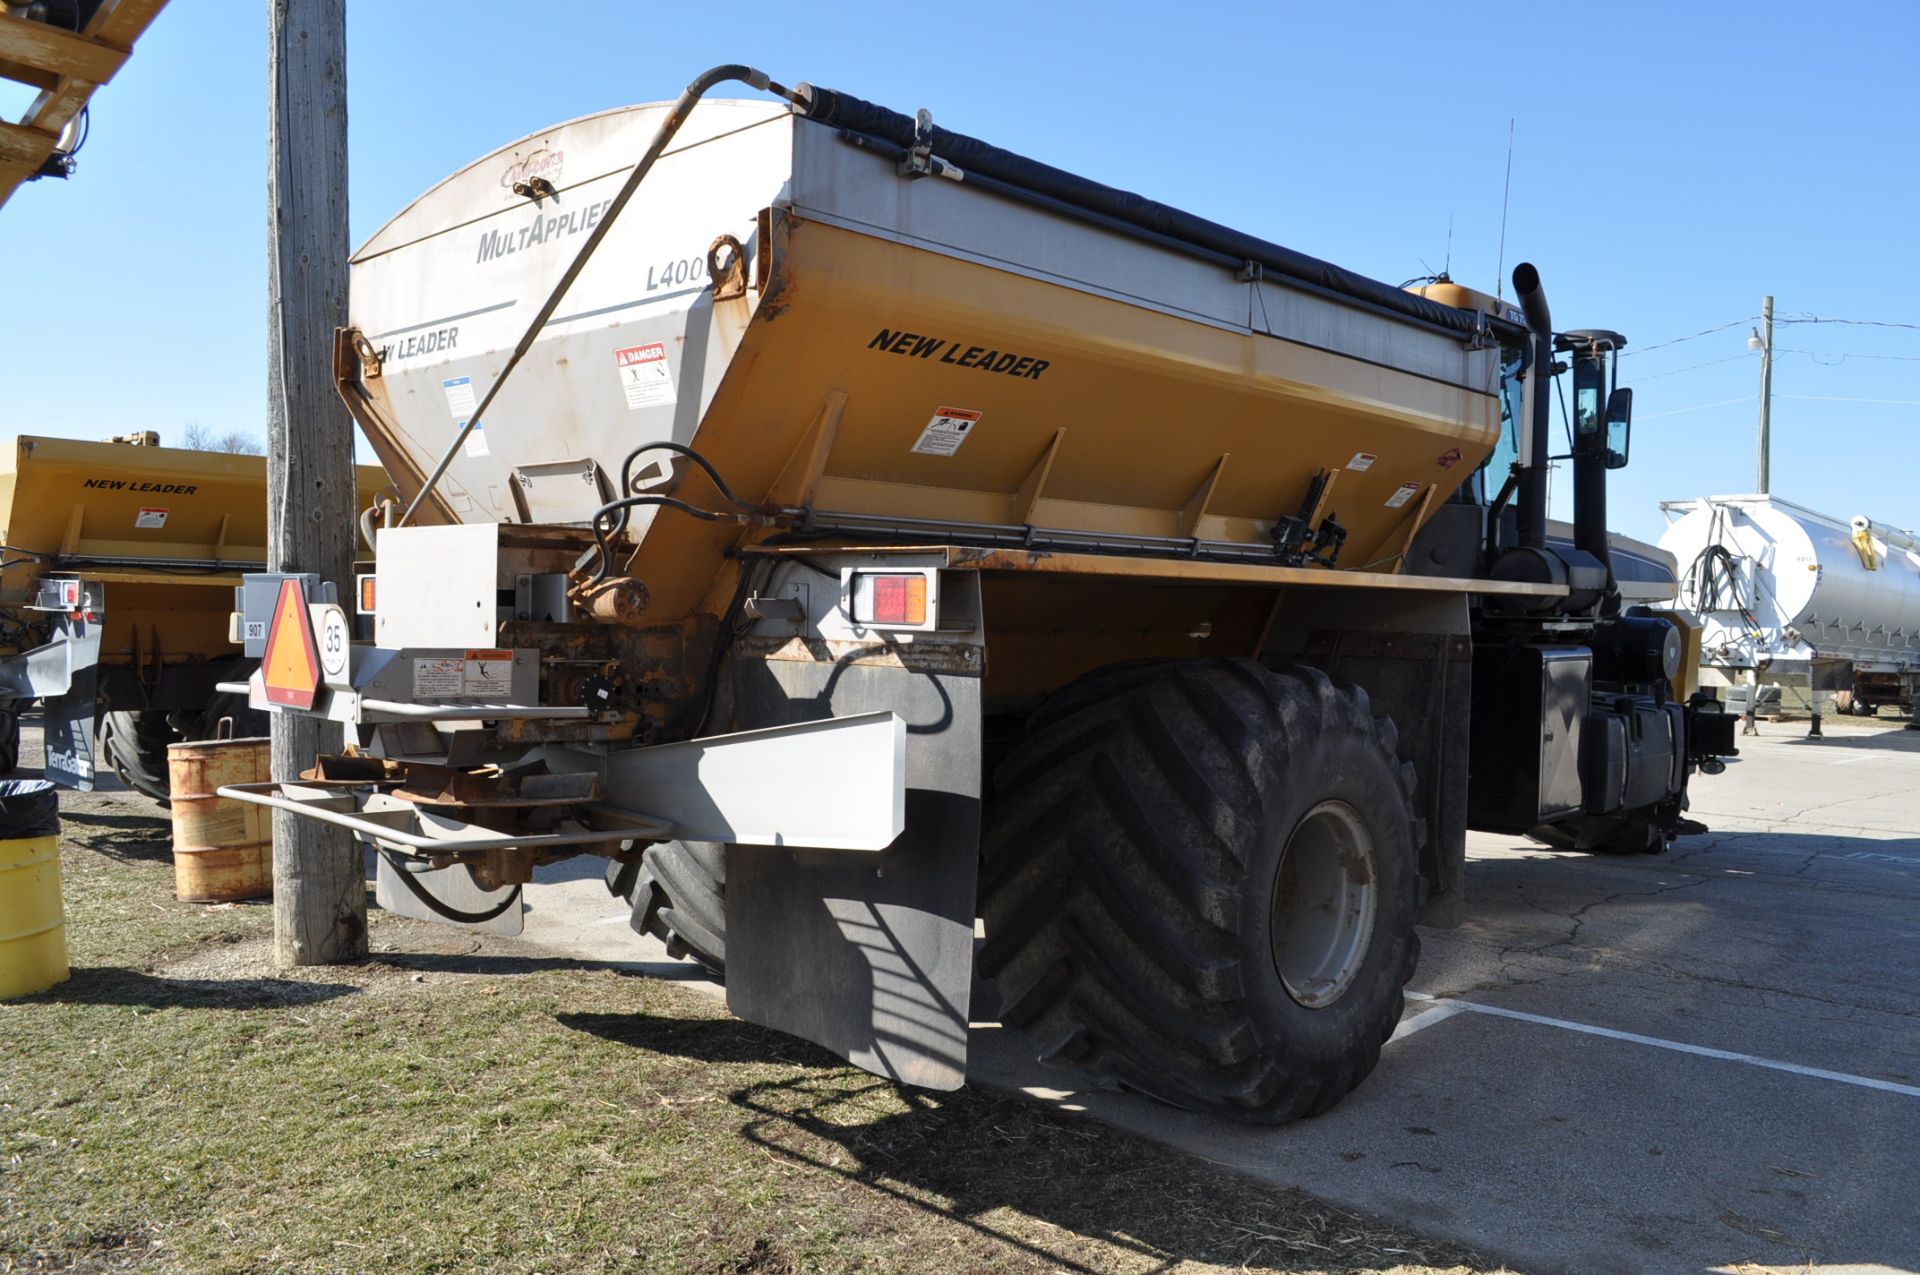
42, 668, 99, 791
12, 599, 103, 792
724, 652, 981, 1091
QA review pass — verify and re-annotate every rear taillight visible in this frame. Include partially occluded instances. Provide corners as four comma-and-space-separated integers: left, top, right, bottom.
847, 569, 936, 631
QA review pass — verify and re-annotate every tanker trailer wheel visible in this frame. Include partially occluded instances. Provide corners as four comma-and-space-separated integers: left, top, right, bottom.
606, 839, 728, 977
99, 709, 174, 802
977, 658, 1421, 1123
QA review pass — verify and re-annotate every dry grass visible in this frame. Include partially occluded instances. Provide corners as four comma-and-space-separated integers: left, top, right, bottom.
1, 785, 1513, 1274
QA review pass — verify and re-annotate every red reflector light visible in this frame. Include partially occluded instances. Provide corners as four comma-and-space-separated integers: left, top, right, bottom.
870, 574, 926, 626
851, 572, 931, 628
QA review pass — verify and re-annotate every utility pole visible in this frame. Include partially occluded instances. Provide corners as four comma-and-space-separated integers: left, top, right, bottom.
267, 0, 362, 967
1755, 294, 1775, 494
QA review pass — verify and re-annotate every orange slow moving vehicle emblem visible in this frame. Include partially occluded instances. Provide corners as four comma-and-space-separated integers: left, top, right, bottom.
261, 578, 322, 710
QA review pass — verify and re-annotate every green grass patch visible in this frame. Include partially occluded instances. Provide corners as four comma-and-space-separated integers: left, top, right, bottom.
2, 791, 1504, 1274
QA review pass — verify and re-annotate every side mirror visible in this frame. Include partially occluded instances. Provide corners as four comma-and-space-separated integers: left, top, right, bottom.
1604, 387, 1632, 470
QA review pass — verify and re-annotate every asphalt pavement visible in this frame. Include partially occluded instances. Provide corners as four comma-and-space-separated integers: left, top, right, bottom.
512, 713, 1920, 1274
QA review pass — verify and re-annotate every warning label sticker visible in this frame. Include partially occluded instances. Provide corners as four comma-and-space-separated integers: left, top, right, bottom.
1346, 452, 1377, 472
414, 659, 463, 698
459, 420, 489, 458
1384, 482, 1424, 509
911, 407, 982, 457
615, 343, 676, 410
463, 650, 514, 697
135, 507, 168, 529
413, 651, 514, 699
442, 375, 477, 419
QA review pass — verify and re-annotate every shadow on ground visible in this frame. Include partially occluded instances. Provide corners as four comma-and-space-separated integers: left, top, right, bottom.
1490, 829, 1920, 868
1774, 733, 1920, 752
1744, 724, 1920, 751
372, 950, 691, 978
59, 809, 173, 863
28, 965, 358, 1010
559, 1009, 1466, 1275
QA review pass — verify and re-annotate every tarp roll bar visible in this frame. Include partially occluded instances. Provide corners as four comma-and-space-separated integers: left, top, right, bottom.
798, 86, 1505, 342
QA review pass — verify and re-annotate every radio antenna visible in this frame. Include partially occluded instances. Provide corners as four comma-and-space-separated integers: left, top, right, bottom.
1443, 212, 1454, 280
1494, 118, 1514, 303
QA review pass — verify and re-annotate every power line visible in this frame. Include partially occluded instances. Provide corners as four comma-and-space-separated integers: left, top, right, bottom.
1780, 394, 1920, 406
1639, 390, 1920, 423
1625, 311, 1920, 360
1633, 352, 1753, 381
1636, 347, 1920, 380
1639, 395, 1753, 420
1776, 348, 1920, 365
1776, 314, 1920, 332
1621, 317, 1757, 357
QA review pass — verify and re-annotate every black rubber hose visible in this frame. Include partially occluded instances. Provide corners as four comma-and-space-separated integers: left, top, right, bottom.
589, 441, 761, 584
378, 850, 523, 925
588, 494, 732, 585
615, 441, 754, 510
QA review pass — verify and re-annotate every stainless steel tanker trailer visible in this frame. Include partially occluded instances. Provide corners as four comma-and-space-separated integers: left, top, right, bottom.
222, 66, 1737, 1120
1660, 493, 1920, 720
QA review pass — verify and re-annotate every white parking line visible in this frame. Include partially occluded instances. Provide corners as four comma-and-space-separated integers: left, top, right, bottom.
1400, 992, 1920, 1099
1387, 1001, 1468, 1042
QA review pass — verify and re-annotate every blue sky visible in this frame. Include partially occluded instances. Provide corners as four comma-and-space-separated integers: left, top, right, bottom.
3, 1, 1916, 544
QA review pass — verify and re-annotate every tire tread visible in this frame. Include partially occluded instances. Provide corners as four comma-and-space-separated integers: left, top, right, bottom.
979, 658, 1420, 1121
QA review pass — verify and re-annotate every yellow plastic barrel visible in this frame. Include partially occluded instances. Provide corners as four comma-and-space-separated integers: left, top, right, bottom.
167, 737, 272, 902
0, 781, 66, 1000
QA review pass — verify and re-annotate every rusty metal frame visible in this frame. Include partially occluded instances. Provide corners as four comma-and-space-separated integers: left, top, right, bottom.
738, 541, 1566, 598
216, 781, 669, 855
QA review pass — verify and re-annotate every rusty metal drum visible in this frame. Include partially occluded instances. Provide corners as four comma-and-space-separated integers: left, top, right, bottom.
167, 736, 272, 902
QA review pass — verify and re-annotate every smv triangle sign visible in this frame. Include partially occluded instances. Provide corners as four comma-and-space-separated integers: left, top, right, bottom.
261, 577, 321, 710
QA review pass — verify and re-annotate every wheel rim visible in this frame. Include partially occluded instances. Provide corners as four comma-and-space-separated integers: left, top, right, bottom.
1270, 800, 1378, 1009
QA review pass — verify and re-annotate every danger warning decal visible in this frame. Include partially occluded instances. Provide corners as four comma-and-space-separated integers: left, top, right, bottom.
615, 343, 676, 410
911, 407, 982, 457
413, 649, 514, 700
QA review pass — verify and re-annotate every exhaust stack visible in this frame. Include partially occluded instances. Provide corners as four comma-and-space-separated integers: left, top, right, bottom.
1510, 263, 1552, 552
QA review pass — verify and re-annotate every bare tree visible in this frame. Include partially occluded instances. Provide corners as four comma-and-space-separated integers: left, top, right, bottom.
179, 422, 266, 455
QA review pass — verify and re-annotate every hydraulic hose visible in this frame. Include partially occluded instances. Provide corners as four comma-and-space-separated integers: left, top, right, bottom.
588, 441, 766, 584
397, 64, 813, 526
615, 440, 754, 511
587, 494, 745, 586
